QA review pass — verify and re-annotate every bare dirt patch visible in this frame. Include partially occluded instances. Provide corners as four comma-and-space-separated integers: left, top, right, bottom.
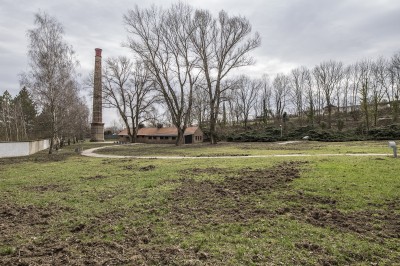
181, 167, 232, 175
139, 165, 156, 171
168, 162, 399, 264
174, 162, 399, 242
282, 193, 400, 241
0, 204, 71, 246
169, 162, 306, 226
24, 184, 70, 193
0, 204, 201, 265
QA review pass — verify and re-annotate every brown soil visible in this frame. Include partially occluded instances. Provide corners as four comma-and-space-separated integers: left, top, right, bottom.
139, 165, 156, 171
0, 204, 201, 265
282, 194, 400, 240
0, 204, 71, 246
169, 162, 305, 226
24, 184, 70, 193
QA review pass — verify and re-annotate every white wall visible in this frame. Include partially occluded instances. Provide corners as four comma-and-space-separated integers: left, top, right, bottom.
0, 139, 50, 158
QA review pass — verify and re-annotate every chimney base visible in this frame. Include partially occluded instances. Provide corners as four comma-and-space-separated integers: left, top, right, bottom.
90, 122, 105, 142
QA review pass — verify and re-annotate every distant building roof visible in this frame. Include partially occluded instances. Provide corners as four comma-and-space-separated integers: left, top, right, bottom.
118, 126, 200, 136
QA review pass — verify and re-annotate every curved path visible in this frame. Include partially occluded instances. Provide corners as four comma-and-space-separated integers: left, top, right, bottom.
81, 145, 392, 159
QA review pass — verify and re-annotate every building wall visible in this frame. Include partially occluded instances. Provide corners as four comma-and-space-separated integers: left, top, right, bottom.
192, 128, 204, 143
138, 136, 177, 144
118, 128, 204, 144
0, 139, 50, 158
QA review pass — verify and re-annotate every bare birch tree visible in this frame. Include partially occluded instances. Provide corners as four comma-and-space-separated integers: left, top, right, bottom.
21, 12, 79, 153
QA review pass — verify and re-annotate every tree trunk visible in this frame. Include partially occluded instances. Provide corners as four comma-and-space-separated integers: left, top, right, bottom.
176, 127, 185, 146
49, 137, 54, 154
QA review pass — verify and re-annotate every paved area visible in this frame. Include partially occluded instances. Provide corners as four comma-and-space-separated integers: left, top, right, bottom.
81, 145, 392, 159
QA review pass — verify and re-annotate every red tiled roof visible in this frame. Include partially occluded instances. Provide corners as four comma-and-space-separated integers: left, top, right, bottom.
118, 127, 200, 136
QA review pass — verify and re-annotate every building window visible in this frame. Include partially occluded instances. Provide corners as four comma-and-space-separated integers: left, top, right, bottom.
148, 136, 151, 140
160, 136, 164, 140
172, 137, 176, 140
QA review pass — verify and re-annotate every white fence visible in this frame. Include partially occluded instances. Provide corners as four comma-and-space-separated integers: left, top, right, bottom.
0, 139, 50, 158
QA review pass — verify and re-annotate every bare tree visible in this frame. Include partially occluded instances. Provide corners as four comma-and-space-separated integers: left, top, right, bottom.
21, 12, 79, 153
357, 59, 373, 131
191, 9, 261, 144
371, 57, 388, 126
272, 73, 290, 122
103, 57, 154, 142
339, 66, 352, 116
192, 85, 209, 127
290, 67, 310, 125
124, 3, 200, 145
313, 60, 344, 128
387, 52, 400, 121
259, 74, 273, 125
233, 75, 261, 128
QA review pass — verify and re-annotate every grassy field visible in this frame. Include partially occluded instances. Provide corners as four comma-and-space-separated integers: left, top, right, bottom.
98, 141, 393, 157
0, 141, 399, 265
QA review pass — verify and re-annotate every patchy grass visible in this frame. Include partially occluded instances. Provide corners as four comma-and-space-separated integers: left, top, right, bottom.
0, 142, 399, 265
98, 140, 394, 157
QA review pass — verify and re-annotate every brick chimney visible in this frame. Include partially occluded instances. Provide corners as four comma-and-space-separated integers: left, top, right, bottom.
90, 48, 104, 141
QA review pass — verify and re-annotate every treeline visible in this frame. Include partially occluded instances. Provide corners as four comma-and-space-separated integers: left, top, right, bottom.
0, 87, 89, 144
106, 2, 400, 145
212, 52, 400, 131
17, 12, 90, 153
0, 88, 36, 141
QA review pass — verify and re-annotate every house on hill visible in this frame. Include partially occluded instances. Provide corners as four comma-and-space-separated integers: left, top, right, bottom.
118, 126, 204, 144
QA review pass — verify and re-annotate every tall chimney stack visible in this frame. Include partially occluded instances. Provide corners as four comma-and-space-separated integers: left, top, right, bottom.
90, 48, 104, 141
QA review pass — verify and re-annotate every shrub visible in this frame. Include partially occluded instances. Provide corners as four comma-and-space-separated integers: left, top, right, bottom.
337, 120, 345, 131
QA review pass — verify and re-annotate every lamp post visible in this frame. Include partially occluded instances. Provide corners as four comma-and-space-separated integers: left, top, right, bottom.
280, 124, 282, 138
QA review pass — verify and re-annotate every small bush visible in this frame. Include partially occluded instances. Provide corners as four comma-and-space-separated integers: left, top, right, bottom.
337, 120, 345, 131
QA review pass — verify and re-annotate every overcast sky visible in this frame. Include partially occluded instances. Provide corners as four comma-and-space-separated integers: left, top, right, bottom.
1, 0, 399, 126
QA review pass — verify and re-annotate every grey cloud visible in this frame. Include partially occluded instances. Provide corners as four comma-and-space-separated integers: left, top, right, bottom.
1, 0, 399, 125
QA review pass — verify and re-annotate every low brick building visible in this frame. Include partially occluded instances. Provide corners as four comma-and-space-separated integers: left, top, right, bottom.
118, 127, 204, 144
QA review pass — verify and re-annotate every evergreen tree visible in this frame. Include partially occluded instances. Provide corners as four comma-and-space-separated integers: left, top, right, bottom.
14, 87, 37, 137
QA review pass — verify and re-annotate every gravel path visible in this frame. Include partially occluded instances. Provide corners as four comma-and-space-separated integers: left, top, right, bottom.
81, 145, 392, 159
